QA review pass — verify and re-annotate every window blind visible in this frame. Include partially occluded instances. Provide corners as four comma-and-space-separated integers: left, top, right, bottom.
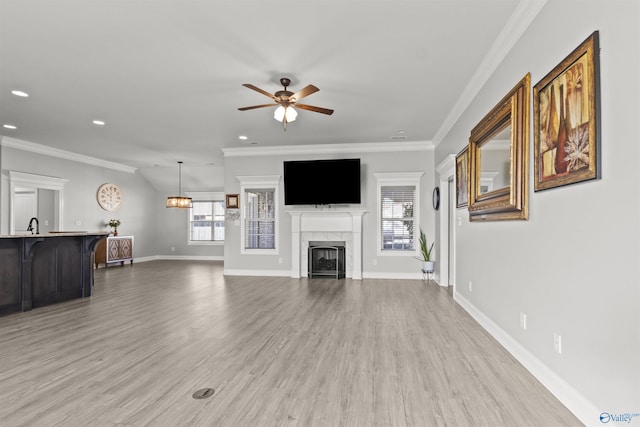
381, 185, 416, 251
244, 189, 275, 249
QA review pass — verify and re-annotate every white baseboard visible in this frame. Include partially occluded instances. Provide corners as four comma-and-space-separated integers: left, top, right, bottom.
154, 255, 224, 261
133, 255, 224, 263
223, 269, 291, 277
454, 291, 600, 426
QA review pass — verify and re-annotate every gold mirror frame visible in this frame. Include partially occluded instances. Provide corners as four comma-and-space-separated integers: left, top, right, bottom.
468, 73, 529, 221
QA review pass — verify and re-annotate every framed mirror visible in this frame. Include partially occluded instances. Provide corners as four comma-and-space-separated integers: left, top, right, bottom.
468, 73, 529, 221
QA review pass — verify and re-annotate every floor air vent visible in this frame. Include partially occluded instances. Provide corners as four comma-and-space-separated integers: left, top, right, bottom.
192, 388, 215, 399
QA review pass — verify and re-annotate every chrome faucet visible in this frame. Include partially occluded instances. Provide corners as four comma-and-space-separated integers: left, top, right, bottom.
27, 217, 39, 235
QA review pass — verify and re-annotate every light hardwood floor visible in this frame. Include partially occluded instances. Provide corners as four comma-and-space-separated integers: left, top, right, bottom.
0, 261, 582, 426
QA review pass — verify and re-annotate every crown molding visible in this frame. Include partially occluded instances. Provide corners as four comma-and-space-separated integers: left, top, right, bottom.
436, 154, 456, 175
432, 0, 547, 146
0, 136, 137, 174
221, 140, 433, 158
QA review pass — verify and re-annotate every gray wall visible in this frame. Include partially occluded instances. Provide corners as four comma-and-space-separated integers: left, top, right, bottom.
1, 145, 160, 258
154, 191, 225, 259
0, 142, 226, 260
434, 0, 639, 418
222, 144, 435, 278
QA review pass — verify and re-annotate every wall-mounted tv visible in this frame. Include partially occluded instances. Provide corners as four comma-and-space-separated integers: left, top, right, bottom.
284, 158, 361, 205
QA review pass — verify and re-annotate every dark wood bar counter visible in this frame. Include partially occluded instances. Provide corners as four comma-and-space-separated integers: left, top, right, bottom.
0, 232, 108, 316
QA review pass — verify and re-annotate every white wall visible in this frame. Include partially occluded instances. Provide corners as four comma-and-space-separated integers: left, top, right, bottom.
222, 143, 436, 278
435, 0, 639, 422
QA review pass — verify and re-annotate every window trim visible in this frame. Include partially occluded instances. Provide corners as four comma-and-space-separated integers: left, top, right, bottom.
185, 191, 225, 246
374, 172, 424, 257
236, 175, 281, 255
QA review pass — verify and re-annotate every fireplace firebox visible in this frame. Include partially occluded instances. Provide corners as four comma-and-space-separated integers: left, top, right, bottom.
308, 241, 346, 279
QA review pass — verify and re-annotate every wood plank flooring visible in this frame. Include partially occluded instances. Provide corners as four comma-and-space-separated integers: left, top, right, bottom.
0, 261, 582, 426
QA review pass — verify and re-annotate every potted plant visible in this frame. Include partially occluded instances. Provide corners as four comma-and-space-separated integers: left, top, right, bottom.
107, 219, 121, 236
415, 228, 435, 272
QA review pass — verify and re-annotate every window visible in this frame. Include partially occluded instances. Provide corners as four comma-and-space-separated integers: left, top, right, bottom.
190, 201, 225, 242
381, 186, 416, 250
375, 172, 423, 256
186, 192, 225, 245
244, 189, 275, 249
237, 175, 280, 255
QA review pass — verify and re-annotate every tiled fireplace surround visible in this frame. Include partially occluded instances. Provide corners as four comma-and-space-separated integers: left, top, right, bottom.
287, 208, 367, 280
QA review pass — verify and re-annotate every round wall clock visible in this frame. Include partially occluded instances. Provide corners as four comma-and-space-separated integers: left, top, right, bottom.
432, 186, 440, 210
97, 183, 123, 211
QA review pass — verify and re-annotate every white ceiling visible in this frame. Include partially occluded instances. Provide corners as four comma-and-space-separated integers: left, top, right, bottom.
0, 0, 533, 191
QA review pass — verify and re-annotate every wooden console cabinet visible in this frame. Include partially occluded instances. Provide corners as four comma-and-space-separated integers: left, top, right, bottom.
95, 235, 134, 268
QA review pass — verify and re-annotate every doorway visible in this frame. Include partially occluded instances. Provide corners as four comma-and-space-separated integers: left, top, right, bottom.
448, 177, 455, 287
8, 171, 67, 234
436, 155, 456, 291
13, 187, 37, 234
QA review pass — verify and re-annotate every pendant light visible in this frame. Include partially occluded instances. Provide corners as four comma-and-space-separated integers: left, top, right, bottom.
166, 161, 192, 208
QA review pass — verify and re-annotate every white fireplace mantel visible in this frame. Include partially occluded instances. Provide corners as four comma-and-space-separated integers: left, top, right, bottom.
287, 208, 367, 280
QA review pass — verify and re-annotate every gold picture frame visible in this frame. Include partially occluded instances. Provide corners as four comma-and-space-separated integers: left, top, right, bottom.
468, 73, 530, 221
225, 194, 239, 209
455, 146, 469, 208
533, 31, 601, 191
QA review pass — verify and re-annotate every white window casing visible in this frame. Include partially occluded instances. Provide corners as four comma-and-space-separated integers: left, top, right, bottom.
236, 175, 281, 255
374, 172, 423, 257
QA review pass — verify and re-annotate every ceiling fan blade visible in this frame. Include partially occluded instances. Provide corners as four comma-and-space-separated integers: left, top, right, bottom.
290, 85, 319, 102
295, 103, 334, 115
238, 104, 276, 111
242, 84, 277, 100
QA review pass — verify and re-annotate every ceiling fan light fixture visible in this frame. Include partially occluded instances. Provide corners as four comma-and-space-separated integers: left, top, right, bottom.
286, 106, 297, 122
273, 105, 285, 122
274, 105, 297, 123
239, 78, 332, 131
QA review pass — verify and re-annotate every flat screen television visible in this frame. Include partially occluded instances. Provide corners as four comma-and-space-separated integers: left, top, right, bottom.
284, 158, 361, 205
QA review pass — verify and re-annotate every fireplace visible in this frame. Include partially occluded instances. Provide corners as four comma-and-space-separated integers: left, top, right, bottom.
287, 208, 366, 280
308, 241, 346, 279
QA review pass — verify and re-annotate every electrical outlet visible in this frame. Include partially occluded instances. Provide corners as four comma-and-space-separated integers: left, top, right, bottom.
278, 257, 283, 264
44, 220, 49, 226
469, 281, 473, 292
457, 217, 462, 226
553, 333, 562, 354
171, 246, 175, 252
75, 219, 82, 226
520, 312, 527, 330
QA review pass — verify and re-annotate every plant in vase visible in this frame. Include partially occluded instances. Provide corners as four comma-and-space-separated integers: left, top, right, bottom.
415, 228, 435, 272
107, 219, 121, 236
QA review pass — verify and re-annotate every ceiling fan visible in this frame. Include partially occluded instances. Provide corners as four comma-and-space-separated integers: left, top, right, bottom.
238, 77, 334, 130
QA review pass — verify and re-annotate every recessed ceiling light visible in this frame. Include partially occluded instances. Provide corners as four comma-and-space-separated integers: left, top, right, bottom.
238, 135, 248, 140
3, 124, 17, 130
11, 90, 29, 97
92, 120, 106, 126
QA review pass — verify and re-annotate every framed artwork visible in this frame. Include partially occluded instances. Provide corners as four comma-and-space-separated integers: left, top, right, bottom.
468, 74, 529, 221
225, 194, 239, 209
533, 31, 601, 191
455, 146, 469, 208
